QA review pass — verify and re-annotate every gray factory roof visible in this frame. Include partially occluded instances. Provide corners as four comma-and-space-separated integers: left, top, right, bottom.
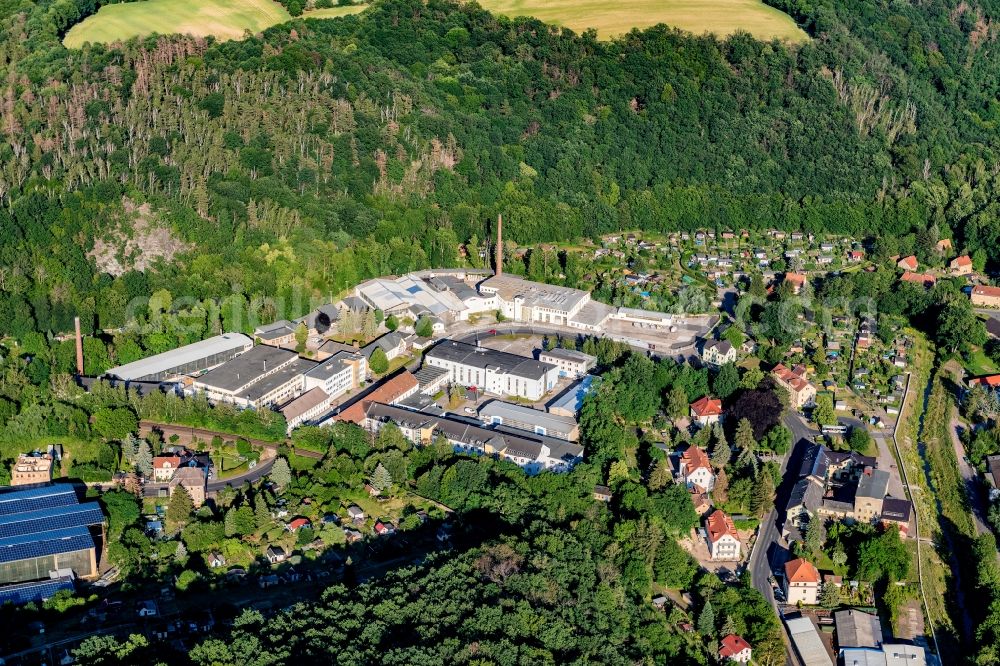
241, 358, 317, 403
195, 344, 298, 393
856, 468, 890, 499
478, 400, 577, 433
426, 340, 555, 381
479, 274, 589, 314
106, 333, 253, 381
305, 352, 361, 381
539, 348, 596, 365
835, 609, 883, 649
570, 301, 614, 327
254, 320, 295, 341
280, 387, 331, 422
786, 617, 833, 666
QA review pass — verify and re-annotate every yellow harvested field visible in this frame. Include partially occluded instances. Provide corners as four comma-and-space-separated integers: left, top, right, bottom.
476, 0, 808, 42
64, 0, 366, 48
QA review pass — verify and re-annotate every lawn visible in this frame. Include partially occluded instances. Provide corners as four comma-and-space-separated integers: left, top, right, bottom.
963, 348, 997, 376
476, 0, 808, 42
64, 0, 366, 48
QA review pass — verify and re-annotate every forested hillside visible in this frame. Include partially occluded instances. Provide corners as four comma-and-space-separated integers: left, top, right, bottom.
2, 0, 1000, 345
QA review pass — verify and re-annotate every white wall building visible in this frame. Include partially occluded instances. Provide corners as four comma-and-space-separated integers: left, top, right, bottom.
538, 348, 596, 379
192, 345, 317, 409
424, 340, 559, 401
303, 351, 366, 399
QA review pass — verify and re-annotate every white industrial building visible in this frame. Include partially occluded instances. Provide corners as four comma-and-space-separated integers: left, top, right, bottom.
303, 351, 366, 399
478, 400, 579, 441
424, 340, 559, 401
538, 347, 596, 378
105, 333, 253, 382
478, 274, 590, 326
192, 345, 317, 409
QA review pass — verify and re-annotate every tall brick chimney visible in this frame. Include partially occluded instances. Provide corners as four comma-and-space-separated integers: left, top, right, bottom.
495, 213, 503, 276
74, 316, 84, 375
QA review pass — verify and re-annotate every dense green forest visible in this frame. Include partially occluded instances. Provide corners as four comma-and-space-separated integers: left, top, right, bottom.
3, 0, 1000, 347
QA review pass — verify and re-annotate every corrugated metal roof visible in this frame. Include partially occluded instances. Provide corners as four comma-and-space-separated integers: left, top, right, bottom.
107, 333, 252, 380
786, 617, 833, 666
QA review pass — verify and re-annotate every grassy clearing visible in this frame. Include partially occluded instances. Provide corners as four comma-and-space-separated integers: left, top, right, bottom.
892, 330, 958, 647
476, 0, 808, 42
64, 0, 365, 48
963, 348, 997, 376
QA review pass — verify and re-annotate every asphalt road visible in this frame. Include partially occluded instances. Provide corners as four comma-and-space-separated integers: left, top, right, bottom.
748, 409, 819, 666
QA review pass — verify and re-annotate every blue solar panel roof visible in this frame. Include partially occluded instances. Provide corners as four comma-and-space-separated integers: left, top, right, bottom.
0, 485, 78, 516
0, 502, 104, 539
0, 577, 74, 605
0, 526, 94, 564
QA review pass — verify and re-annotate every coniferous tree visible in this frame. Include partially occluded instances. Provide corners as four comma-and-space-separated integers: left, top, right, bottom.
697, 600, 715, 636
270, 457, 291, 489
166, 486, 193, 529
134, 440, 153, 477
369, 463, 393, 491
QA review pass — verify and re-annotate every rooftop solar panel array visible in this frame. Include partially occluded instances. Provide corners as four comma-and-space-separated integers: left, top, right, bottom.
0, 502, 104, 539
0, 576, 74, 605
0, 485, 78, 516
0, 526, 94, 564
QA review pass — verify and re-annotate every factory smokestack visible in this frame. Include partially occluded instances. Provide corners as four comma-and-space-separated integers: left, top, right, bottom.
495, 213, 503, 277
74, 317, 84, 375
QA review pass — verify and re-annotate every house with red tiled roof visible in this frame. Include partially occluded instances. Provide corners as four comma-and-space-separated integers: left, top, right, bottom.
771, 363, 816, 409
951, 255, 973, 276
719, 634, 752, 663
972, 284, 1000, 308
152, 455, 182, 482
689, 396, 723, 427
334, 371, 419, 424
679, 445, 715, 491
900, 271, 936, 289
897, 255, 918, 271
286, 517, 311, 533
784, 272, 807, 294
784, 557, 821, 605
847, 250, 865, 263
705, 509, 741, 561
970, 374, 1000, 390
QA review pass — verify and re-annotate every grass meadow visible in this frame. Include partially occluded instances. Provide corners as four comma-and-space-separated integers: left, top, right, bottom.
64, 0, 366, 48
477, 0, 808, 41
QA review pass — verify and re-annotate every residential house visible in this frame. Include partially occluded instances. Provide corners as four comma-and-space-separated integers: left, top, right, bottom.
286, 517, 311, 533
969, 374, 1000, 391
373, 521, 395, 536
169, 466, 207, 507
266, 545, 286, 564
771, 363, 817, 409
679, 445, 715, 491
784, 558, 821, 605
705, 509, 742, 561
972, 284, 1000, 308
880, 497, 912, 536
690, 490, 712, 515
593, 485, 613, 502
361, 331, 408, 363
847, 250, 865, 262
937, 238, 953, 254
702, 339, 737, 366
689, 396, 723, 427
896, 255, 918, 271
347, 505, 365, 522
784, 272, 807, 294
900, 271, 936, 288
854, 466, 890, 523
951, 255, 973, 276
719, 634, 753, 663
344, 529, 363, 543
208, 551, 226, 568
137, 600, 158, 617
151, 455, 182, 482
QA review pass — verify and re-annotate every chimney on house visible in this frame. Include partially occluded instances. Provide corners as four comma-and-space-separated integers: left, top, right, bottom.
495, 213, 503, 277
74, 317, 84, 375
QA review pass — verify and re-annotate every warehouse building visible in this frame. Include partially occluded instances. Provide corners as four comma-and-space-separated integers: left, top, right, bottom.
192, 344, 317, 409
424, 340, 559, 401
105, 333, 253, 382
0, 485, 105, 595
478, 274, 590, 326
478, 400, 579, 441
